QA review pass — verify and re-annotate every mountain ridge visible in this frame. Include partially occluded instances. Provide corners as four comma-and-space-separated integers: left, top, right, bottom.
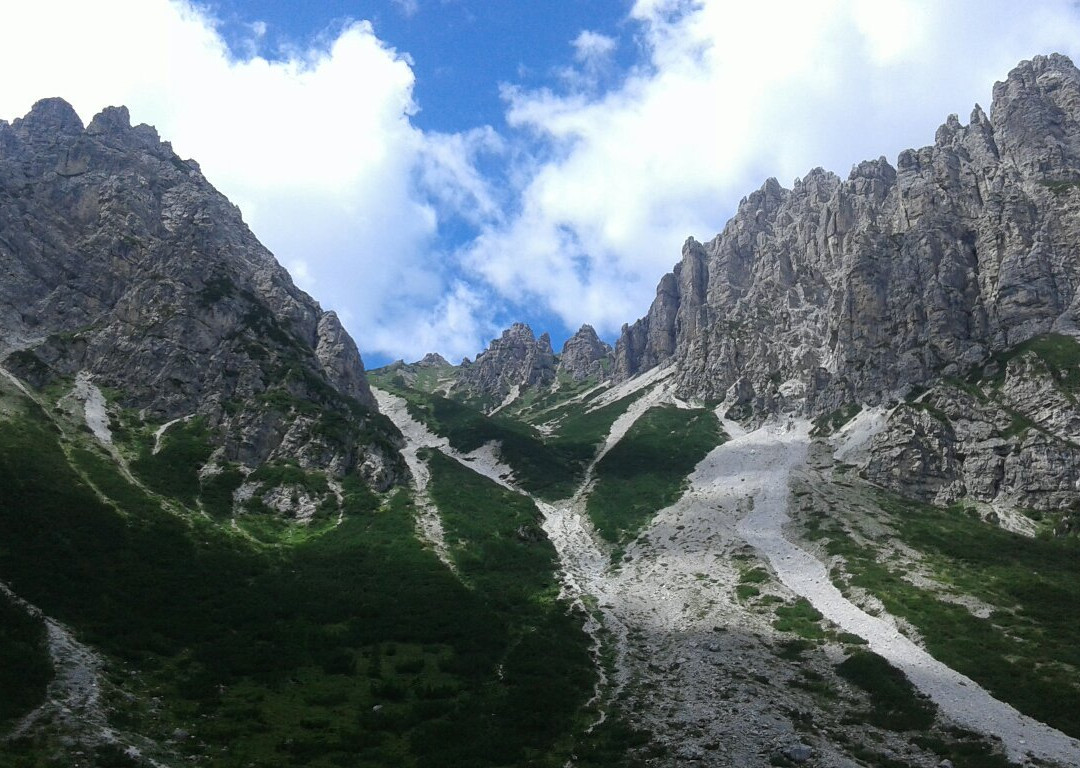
612, 53, 1080, 415
386, 52, 1080, 515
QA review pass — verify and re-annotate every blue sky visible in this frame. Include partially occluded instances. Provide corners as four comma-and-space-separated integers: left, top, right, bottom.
210, 0, 637, 133
4, 1, 1080, 367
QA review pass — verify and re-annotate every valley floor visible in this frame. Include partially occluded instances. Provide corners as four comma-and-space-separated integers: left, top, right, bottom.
375, 384, 1080, 768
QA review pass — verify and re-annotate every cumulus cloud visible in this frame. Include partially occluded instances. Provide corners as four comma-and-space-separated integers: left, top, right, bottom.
463, 0, 1080, 341
0, 0, 490, 363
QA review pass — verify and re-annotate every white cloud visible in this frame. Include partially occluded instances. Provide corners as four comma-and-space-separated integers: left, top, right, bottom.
557, 30, 619, 92
367, 280, 502, 364
462, 0, 1080, 341
417, 127, 506, 226
573, 31, 617, 65
0, 0, 490, 362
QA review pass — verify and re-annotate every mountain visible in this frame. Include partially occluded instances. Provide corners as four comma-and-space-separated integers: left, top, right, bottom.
557, 324, 613, 381
0, 100, 596, 768
454, 322, 557, 407
0, 97, 405, 505
364, 57, 1080, 765
5, 57, 1080, 768
380, 323, 613, 419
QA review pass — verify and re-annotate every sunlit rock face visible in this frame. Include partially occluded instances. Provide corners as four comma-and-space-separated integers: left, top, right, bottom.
557, 324, 612, 382
616, 54, 1080, 417
454, 322, 556, 403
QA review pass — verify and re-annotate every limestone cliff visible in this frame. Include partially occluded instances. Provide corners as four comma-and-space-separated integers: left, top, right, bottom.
615, 54, 1080, 418
556, 324, 613, 381
453, 322, 556, 406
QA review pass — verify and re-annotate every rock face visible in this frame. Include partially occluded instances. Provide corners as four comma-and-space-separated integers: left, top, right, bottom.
0, 98, 403, 489
615, 54, 1080, 419
453, 322, 555, 405
860, 342, 1080, 512
557, 324, 613, 381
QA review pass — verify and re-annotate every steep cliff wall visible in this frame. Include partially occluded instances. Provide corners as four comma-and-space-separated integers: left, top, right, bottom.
615, 54, 1080, 418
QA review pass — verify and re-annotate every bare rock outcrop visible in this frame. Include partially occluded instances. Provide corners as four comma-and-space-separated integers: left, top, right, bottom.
557, 324, 612, 381
453, 322, 555, 405
856, 338, 1080, 511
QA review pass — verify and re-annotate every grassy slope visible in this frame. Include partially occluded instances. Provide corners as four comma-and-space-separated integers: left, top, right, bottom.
426, 450, 596, 760
0, 383, 596, 767
587, 405, 725, 545
375, 379, 639, 501
809, 491, 1080, 738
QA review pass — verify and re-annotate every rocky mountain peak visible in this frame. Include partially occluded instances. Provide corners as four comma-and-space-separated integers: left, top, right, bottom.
11, 97, 84, 139
614, 53, 1080, 423
452, 321, 556, 406
0, 98, 402, 492
416, 352, 450, 367
990, 53, 1080, 177
86, 104, 132, 135
557, 324, 613, 381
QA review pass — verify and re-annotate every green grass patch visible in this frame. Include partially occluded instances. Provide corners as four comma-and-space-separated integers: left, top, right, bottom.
776, 638, 813, 660
735, 584, 760, 601
248, 461, 330, 496
772, 598, 826, 640
571, 713, 653, 768
426, 450, 559, 605
70, 446, 165, 517
978, 333, 1080, 394
199, 465, 246, 519
1039, 178, 1080, 196
836, 650, 936, 731
424, 450, 597, 761
913, 729, 1014, 768
740, 567, 769, 584
379, 383, 638, 500
587, 405, 724, 544
508, 376, 607, 423
130, 417, 213, 506
810, 403, 861, 437
0, 591, 52, 725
